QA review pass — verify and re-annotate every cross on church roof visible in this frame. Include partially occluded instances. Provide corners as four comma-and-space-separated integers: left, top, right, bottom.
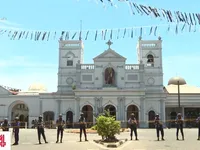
106, 40, 113, 49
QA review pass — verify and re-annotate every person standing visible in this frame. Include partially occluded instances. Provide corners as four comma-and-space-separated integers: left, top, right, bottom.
12, 117, 20, 145
1, 118, 10, 131
196, 113, 200, 140
56, 114, 65, 143
37, 115, 48, 144
79, 112, 88, 142
175, 113, 184, 140
154, 114, 164, 141
128, 113, 138, 140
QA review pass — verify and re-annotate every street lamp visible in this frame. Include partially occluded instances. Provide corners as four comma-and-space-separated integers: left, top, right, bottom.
168, 77, 186, 111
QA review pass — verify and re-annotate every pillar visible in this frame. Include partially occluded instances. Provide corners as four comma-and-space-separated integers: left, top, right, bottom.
117, 97, 125, 121
75, 97, 80, 121
140, 97, 145, 128
160, 99, 165, 125
94, 97, 103, 115
39, 100, 42, 115
55, 100, 61, 121
117, 97, 125, 127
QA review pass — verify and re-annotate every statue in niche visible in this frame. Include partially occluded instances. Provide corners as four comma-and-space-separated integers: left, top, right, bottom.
105, 67, 115, 85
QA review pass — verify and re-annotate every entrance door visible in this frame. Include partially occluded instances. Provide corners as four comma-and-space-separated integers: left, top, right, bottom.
148, 110, 155, 128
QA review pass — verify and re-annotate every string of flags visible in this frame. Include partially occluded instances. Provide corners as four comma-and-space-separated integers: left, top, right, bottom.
0, 23, 198, 41
127, 2, 200, 25
92, 0, 200, 25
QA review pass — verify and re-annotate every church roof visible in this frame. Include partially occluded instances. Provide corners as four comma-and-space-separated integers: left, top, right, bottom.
165, 84, 200, 94
0, 86, 12, 95
93, 49, 126, 61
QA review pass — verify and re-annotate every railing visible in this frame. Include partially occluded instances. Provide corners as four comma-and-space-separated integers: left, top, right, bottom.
141, 43, 157, 48
125, 64, 139, 70
80, 64, 95, 70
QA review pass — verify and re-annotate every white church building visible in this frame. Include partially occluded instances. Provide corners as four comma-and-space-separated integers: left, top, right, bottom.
0, 38, 200, 128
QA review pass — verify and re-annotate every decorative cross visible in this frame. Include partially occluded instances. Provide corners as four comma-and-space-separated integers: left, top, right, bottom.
106, 40, 113, 49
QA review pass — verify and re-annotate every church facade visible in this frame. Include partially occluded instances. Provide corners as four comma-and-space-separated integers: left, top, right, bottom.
0, 38, 200, 128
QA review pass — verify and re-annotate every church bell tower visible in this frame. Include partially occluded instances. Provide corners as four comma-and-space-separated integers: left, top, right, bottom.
57, 40, 84, 93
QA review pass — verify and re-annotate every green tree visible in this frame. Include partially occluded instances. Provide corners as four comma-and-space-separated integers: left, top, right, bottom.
94, 111, 120, 142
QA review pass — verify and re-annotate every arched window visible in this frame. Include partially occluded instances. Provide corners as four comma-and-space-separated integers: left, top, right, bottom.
147, 54, 154, 67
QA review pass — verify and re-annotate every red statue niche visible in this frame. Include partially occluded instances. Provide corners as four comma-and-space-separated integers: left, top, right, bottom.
105, 67, 115, 85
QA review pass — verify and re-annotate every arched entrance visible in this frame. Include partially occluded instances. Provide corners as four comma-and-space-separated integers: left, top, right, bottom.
127, 105, 139, 126
170, 111, 177, 128
43, 111, 54, 129
82, 105, 93, 127
11, 103, 29, 128
104, 105, 116, 118
66, 111, 73, 128
148, 110, 155, 128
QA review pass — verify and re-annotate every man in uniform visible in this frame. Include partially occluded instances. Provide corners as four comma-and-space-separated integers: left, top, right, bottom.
128, 113, 138, 140
56, 114, 65, 143
37, 115, 48, 144
1, 118, 10, 131
79, 112, 88, 142
175, 113, 184, 140
12, 117, 20, 145
154, 114, 164, 141
196, 113, 200, 140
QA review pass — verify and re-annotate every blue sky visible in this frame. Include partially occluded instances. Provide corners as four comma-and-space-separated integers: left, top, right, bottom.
0, 0, 200, 92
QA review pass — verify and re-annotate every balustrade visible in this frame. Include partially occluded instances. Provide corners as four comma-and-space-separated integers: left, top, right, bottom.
141, 43, 157, 48
80, 64, 95, 70
125, 64, 139, 70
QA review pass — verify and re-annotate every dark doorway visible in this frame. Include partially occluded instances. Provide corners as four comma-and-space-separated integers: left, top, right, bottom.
105, 105, 116, 118
82, 105, 93, 128
148, 110, 155, 128
66, 111, 73, 128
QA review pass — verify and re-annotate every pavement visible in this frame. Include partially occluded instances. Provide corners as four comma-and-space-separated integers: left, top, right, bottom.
9, 128, 200, 150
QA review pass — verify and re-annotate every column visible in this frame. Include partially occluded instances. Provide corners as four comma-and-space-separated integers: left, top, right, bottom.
182, 106, 185, 127
55, 100, 61, 121
39, 100, 42, 115
76, 63, 81, 88
58, 100, 61, 114
94, 97, 98, 114
117, 97, 121, 120
75, 97, 80, 121
117, 97, 124, 121
160, 99, 165, 125
122, 97, 125, 121
140, 97, 145, 128
99, 97, 103, 107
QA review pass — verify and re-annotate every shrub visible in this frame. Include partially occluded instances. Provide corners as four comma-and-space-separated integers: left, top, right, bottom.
95, 112, 120, 142
72, 85, 76, 90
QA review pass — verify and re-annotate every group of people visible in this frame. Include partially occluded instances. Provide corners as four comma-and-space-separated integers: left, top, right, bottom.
1, 112, 200, 145
128, 113, 200, 141
0, 112, 88, 145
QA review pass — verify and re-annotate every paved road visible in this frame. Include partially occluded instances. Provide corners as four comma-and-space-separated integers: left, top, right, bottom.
9, 128, 200, 150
